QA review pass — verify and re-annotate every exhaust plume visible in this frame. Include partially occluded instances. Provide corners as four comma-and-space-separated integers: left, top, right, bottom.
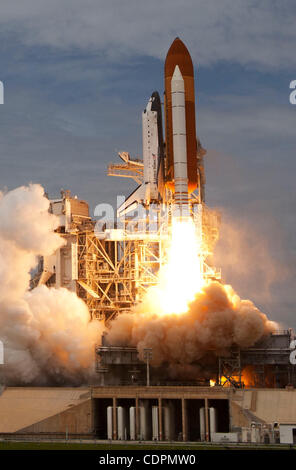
107, 218, 277, 372
107, 277, 277, 369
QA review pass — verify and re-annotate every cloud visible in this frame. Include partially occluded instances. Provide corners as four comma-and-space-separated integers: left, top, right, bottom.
0, 0, 295, 68
200, 96, 296, 144
0, 184, 103, 385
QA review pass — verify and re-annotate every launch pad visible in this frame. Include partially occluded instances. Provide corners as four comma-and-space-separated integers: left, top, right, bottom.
31, 38, 295, 393
1, 38, 296, 447
96, 330, 295, 389
33, 187, 220, 323
1, 385, 296, 444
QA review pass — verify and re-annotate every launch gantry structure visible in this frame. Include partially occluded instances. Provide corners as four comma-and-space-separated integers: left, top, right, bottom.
32, 186, 220, 324
33, 38, 221, 324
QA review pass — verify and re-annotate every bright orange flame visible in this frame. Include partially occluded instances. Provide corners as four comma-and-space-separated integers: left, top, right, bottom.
152, 217, 204, 315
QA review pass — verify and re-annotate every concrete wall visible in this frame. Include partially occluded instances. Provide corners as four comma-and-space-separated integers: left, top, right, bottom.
19, 399, 93, 435
4, 386, 296, 440
280, 424, 296, 444
0, 387, 91, 434
231, 389, 296, 427
230, 401, 250, 428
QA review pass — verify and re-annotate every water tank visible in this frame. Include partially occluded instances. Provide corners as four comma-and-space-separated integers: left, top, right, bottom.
199, 407, 205, 441
163, 402, 175, 440
152, 406, 159, 440
107, 406, 113, 440
129, 407, 136, 440
209, 407, 217, 436
139, 403, 151, 440
117, 406, 127, 440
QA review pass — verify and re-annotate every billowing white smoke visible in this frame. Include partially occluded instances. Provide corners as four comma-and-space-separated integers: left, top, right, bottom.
0, 184, 278, 384
106, 280, 277, 370
0, 184, 102, 385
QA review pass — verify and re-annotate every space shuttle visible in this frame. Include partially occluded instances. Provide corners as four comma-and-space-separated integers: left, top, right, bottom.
117, 91, 165, 217
116, 37, 205, 218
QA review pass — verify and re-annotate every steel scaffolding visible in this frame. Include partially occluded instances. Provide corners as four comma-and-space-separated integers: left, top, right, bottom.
76, 229, 166, 323
35, 189, 221, 324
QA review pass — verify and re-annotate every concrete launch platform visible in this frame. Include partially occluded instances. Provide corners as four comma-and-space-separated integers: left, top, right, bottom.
0, 387, 91, 434
0, 386, 296, 443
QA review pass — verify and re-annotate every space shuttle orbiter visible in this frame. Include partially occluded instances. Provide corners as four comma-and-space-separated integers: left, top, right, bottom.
117, 91, 165, 217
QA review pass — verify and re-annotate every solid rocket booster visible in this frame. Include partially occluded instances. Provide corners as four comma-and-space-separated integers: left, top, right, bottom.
164, 37, 198, 194
171, 65, 189, 216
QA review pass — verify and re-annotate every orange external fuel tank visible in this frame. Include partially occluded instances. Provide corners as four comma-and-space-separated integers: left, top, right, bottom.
164, 37, 198, 193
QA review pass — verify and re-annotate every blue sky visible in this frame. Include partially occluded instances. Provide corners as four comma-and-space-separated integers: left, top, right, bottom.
0, 0, 295, 326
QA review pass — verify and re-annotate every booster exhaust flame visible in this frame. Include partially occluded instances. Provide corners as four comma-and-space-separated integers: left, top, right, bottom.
107, 216, 278, 373
155, 217, 203, 315
0, 39, 281, 388
0, 185, 279, 385
103, 38, 279, 382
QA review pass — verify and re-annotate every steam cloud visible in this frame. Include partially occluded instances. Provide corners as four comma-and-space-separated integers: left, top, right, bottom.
106, 280, 277, 371
0, 184, 102, 385
0, 183, 278, 385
